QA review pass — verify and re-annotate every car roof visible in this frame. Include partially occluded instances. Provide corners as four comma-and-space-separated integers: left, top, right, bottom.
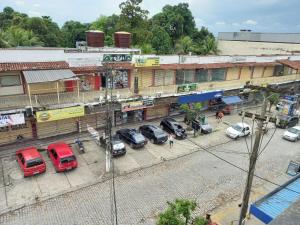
48, 142, 73, 157
19, 147, 41, 161
146, 125, 160, 130
236, 122, 250, 127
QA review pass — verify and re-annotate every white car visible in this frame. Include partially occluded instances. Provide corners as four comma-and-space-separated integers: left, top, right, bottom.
283, 126, 300, 142
226, 122, 251, 139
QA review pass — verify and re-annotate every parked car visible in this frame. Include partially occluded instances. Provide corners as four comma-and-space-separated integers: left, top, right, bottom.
16, 147, 46, 177
276, 115, 299, 129
100, 135, 126, 157
226, 122, 251, 139
160, 118, 187, 139
116, 128, 147, 148
47, 142, 78, 172
191, 120, 213, 134
139, 125, 168, 144
283, 126, 300, 142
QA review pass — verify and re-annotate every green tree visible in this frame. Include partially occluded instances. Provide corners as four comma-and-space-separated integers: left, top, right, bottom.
3, 26, 43, 47
175, 36, 194, 54
151, 26, 172, 54
157, 199, 208, 225
151, 3, 196, 44
61, 20, 89, 47
180, 103, 203, 124
118, 0, 150, 45
267, 93, 280, 112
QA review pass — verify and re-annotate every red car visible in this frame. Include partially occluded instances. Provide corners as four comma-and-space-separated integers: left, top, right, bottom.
47, 142, 78, 172
16, 147, 46, 177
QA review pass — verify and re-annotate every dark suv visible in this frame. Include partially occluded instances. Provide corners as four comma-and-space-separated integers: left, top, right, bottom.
116, 128, 147, 148
139, 125, 168, 144
160, 118, 187, 139
276, 115, 299, 129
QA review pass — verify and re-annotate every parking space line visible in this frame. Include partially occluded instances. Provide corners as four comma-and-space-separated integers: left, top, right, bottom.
63, 172, 72, 188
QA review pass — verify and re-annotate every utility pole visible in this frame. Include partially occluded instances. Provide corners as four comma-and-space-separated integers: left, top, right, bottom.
238, 84, 285, 225
238, 91, 268, 225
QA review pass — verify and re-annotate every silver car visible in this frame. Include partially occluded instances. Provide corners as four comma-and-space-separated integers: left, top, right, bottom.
283, 126, 300, 142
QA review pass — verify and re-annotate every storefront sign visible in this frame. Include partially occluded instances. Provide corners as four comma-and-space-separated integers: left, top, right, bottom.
103, 54, 132, 62
0, 113, 25, 127
177, 83, 198, 93
135, 57, 160, 67
121, 99, 154, 112
36, 106, 85, 123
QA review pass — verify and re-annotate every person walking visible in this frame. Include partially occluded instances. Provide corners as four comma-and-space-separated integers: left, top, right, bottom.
218, 111, 224, 123
169, 134, 174, 148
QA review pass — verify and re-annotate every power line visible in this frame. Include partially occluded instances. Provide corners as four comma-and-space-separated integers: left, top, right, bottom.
186, 138, 300, 195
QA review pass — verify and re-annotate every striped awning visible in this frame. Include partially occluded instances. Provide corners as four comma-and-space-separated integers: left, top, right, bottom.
23, 69, 76, 84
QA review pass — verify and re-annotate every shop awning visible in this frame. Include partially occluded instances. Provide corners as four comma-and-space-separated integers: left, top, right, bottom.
178, 91, 223, 104
23, 69, 76, 84
250, 175, 300, 224
221, 96, 242, 105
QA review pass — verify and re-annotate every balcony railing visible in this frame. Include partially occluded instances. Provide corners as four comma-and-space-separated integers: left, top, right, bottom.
0, 74, 299, 110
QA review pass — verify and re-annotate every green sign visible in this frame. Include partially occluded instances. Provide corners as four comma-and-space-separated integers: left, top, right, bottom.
103, 54, 132, 62
177, 83, 197, 93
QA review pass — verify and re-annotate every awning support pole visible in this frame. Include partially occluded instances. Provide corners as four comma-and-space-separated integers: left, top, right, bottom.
56, 82, 60, 105
77, 79, 80, 102
27, 84, 32, 107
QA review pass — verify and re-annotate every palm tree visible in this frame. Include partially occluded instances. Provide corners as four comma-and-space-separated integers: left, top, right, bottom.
4, 27, 43, 47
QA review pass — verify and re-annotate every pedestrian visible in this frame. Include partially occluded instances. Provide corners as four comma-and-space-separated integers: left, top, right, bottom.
218, 111, 224, 123
215, 111, 219, 119
169, 134, 174, 148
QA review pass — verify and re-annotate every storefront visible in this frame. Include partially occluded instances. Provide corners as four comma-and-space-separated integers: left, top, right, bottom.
0, 112, 32, 145
115, 98, 154, 125
146, 96, 178, 119
35, 105, 85, 139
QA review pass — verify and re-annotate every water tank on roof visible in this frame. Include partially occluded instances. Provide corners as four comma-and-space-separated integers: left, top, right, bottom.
114, 31, 131, 48
86, 30, 104, 47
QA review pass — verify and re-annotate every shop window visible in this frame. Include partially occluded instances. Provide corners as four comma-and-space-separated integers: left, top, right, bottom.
195, 69, 209, 83
107, 70, 129, 89
273, 65, 284, 76
211, 68, 226, 81
176, 70, 194, 85
154, 70, 174, 86
0, 75, 21, 87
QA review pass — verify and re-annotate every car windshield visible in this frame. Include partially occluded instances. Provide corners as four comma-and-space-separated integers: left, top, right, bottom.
287, 127, 300, 134
60, 156, 76, 164
153, 129, 164, 135
133, 134, 145, 142
26, 158, 43, 168
172, 123, 182, 129
112, 137, 122, 144
232, 124, 243, 132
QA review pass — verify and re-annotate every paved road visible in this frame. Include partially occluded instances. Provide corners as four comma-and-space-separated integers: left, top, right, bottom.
1, 126, 299, 225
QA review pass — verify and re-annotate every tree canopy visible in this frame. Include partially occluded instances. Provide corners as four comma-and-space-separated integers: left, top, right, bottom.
0, 1, 217, 55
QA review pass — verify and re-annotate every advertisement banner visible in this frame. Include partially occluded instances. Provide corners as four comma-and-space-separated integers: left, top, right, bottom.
121, 99, 154, 112
0, 113, 25, 127
177, 83, 198, 93
103, 54, 132, 62
36, 106, 85, 123
135, 57, 160, 67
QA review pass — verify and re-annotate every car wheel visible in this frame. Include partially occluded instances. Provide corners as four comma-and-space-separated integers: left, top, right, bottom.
234, 135, 239, 140
150, 138, 155, 144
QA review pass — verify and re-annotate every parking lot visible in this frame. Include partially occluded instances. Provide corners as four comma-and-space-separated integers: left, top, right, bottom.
0, 106, 293, 216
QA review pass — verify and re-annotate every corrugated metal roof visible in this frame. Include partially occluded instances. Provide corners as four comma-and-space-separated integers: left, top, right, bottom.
0, 61, 69, 72
23, 69, 76, 84
250, 175, 300, 224
222, 96, 242, 105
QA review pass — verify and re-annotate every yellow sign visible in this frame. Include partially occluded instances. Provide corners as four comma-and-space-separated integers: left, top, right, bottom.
135, 57, 160, 67
36, 106, 85, 123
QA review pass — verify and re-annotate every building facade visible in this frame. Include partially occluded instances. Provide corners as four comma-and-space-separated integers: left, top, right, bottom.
0, 48, 300, 146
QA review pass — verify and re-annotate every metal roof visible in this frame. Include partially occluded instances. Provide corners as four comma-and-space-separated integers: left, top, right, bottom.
23, 69, 76, 84
250, 175, 300, 224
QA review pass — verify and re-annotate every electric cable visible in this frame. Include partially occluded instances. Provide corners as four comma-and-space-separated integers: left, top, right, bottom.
186, 137, 300, 195
258, 126, 277, 158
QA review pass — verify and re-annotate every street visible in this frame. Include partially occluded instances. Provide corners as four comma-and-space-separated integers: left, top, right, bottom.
0, 114, 299, 225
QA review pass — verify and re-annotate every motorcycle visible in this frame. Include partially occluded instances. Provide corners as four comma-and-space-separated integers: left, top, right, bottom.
75, 138, 85, 153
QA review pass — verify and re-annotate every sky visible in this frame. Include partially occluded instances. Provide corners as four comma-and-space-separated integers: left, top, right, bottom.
1, 0, 300, 35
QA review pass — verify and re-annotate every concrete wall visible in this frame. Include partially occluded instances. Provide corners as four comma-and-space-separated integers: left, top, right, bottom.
0, 71, 24, 96
28, 81, 65, 95
252, 66, 264, 78
218, 40, 300, 55
263, 66, 274, 77
240, 66, 252, 80
226, 67, 240, 80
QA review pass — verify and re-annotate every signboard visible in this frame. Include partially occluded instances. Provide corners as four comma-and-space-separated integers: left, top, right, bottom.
177, 83, 198, 93
103, 54, 132, 62
121, 99, 154, 112
0, 113, 25, 127
135, 57, 160, 67
36, 106, 85, 123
